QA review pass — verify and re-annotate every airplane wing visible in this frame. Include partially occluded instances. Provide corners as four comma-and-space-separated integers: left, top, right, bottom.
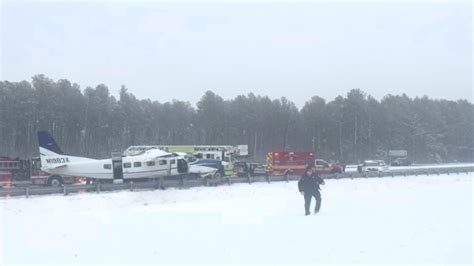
142, 148, 172, 161
189, 165, 217, 175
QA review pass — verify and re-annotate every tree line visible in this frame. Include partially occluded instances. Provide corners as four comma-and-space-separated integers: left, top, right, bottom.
0, 74, 472, 163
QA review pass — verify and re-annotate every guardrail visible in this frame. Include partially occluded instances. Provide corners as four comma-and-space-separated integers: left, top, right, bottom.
1, 166, 473, 198
340, 166, 474, 179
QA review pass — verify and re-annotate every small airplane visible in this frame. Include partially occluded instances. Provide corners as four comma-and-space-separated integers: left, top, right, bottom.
125, 150, 218, 178
38, 131, 214, 183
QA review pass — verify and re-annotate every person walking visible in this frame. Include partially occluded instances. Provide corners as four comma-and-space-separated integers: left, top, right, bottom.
298, 166, 325, 215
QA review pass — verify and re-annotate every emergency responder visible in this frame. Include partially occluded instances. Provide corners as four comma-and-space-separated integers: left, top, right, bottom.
298, 166, 325, 215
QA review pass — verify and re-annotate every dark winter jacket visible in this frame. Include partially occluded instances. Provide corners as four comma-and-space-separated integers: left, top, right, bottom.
298, 173, 325, 193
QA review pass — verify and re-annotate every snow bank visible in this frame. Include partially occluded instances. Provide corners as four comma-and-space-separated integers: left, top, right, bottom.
1, 174, 472, 265
389, 163, 474, 171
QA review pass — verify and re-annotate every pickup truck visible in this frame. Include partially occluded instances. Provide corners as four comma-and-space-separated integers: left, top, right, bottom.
358, 160, 389, 174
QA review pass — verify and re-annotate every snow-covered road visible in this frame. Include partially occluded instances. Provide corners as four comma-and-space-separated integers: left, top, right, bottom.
1, 174, 472, 265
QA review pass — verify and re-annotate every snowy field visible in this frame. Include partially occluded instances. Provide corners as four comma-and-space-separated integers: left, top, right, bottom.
1, 174, 472, 265
345, 163, 474, 172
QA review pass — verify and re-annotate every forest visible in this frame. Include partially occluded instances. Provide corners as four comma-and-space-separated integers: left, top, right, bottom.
0, 74, 472, 164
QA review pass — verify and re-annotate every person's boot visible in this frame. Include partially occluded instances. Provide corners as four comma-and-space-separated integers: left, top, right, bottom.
305, 211, 310, 216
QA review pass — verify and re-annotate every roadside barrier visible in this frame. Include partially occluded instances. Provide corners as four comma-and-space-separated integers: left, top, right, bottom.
1, 166, 473, 198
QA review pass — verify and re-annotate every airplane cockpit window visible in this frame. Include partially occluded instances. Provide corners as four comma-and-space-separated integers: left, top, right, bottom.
170, 159, 176, 164
146, 161, 155, 166
103, 164, 112, 169
133, 162, 142, 167
159, 160, 167, 165
123, 162, 131, 168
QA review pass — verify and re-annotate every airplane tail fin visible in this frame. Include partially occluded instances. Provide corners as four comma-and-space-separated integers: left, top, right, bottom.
37, 131, 96, 171
38, 130, 64, 156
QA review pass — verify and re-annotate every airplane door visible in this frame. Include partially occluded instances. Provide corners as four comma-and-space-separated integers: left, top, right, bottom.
111, 152, 123, 180
177, 158, 188, 174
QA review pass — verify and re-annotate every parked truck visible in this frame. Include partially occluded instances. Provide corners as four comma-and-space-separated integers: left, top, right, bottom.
265, 151, 345, 176
265, 151, 315, 176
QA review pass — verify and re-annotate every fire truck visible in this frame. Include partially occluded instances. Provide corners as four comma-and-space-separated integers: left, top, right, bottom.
265, 151, 345, 176
265, 151, 315, 176
0, 156, 81, 187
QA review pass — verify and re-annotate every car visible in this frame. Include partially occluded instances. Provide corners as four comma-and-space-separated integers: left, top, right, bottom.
248, 163, 268, 177
391, 158, 412, 166
233, 162, 268, 177
233, 161, 250, 177
360, 160, 388, 174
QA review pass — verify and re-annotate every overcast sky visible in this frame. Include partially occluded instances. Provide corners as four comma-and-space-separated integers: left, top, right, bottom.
1, 0, 472, 107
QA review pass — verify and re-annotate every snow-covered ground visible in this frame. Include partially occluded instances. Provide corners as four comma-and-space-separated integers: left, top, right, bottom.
1, 174, 472, 265
345, 163, 474, 172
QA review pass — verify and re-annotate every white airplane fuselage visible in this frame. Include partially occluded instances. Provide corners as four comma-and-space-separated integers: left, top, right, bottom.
41, 154, 185, 180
